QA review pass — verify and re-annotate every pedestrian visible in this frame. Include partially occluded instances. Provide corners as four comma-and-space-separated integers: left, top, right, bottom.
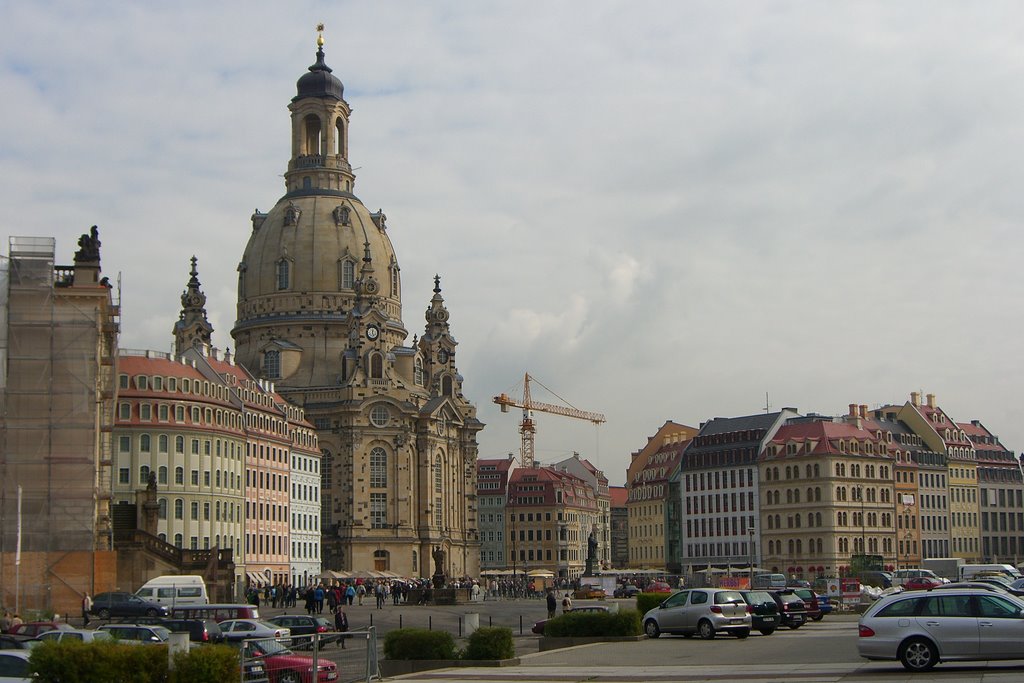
334, 606, 349, 649
0, 611, 11, 634
314, 584, 325, 614
546, 589, 556, 619
375, 582, 385, 609
305, 587, 316, 615
356, 582, 365, 606
345, 583, 355, 605
561, 592, 572, 614
82, 592, 93, 627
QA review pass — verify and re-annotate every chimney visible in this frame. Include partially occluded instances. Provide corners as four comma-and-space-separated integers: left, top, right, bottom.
860, 404, 868, 419
911, 392, 920, 406
849, 404, 858, 417
224, 347, 233, 364
926, 393, 935, 408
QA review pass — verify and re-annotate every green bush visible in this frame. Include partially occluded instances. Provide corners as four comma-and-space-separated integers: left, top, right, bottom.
461, 627, 514, 660
170, 644, 239, 683
383, 628, 457, 660
636, 592, 670, 615
543, 609, 642, 637
29, 639, 169, 683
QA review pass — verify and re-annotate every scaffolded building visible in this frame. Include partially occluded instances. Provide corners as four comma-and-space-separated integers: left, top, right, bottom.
0, 231, 120, 616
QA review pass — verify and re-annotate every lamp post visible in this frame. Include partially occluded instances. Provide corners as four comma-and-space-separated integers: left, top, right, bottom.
748, 525, 755, 579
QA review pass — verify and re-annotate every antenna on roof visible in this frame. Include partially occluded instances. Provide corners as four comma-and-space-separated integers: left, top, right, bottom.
764, 392, 772, 414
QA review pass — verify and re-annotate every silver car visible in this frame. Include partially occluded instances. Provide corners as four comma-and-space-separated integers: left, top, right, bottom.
858, 587, 1024, 671
643, 588, 751, 639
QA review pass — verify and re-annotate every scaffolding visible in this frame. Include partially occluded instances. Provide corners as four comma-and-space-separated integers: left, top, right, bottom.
0, 235, 120, 615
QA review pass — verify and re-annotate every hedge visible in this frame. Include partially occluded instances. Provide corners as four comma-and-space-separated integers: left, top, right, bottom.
169, 645, 239, 683
636, 592, 671, 615
383, 628, 457, 660
461, 627, 514, 660
543, 609, 642, 638
29, 639, 169, 683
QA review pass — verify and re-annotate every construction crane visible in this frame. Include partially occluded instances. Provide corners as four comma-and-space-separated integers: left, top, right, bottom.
493, 372, 606, 468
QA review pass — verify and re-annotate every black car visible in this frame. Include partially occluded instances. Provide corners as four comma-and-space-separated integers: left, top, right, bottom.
90, 591, 169, 620
738, 590, 781, 635
767, 590, 807, 629
614, 585, 641, 598
0, 634, 36, 650
266, 614, 338, 648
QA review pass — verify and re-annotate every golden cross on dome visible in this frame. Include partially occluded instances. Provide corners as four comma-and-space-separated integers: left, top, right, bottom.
316, 23, 325, 47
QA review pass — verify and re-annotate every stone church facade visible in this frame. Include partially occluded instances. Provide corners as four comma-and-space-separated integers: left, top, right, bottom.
231, 33, 483, 579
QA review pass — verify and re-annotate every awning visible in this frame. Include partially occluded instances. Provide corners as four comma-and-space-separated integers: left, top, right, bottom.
247, 571, 266, 586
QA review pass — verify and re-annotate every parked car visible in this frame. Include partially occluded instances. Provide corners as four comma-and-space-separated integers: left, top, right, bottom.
903, 576, 944, 591
816, 593, 833, 616
238, 637, 339, 683
97, 624, 171, 644
159, 618, 224, 644
642, 588, 751, 639
645, 582, 672, 593
0, 635, 37, 651
767, 590, 807, 629
90, 591, 169, 619
891, 568, 942, 588
219, 619, 291, 642
613, 585, 640, 598
968, 575, 1024, 596
738, 590, 781, 635
531, 605, 610, 635
36, 629, 114, 644
0, 651, 32, 683
858, 571, 893, 589
858, 587, 1024, 671
786, 579, 811, 589
6, 622, 72, 638
267, 615, 336, 648
789, 588, 822, 621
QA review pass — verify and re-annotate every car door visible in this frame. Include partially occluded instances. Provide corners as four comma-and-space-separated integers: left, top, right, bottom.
656, 591, 690, 632
683, 590, 709, 632
0, 652, 31, 683
974, 594, 1024, 658
916, 594, 978, 658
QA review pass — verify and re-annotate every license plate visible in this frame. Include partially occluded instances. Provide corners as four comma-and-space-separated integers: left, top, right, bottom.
730, 618, 744, 624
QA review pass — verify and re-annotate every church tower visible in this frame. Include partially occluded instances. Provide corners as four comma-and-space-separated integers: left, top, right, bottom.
173, 256, 214, 355
231, 30, 483, 578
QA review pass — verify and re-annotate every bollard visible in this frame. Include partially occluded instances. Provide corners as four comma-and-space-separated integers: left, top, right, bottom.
458, 616, 462, 637
519, 615, 523, 635
369, 613, 373, 627
399, 614, 403, 629
167, 632, 189, 670
429, 615, 432, 631
489, 616, 492, 627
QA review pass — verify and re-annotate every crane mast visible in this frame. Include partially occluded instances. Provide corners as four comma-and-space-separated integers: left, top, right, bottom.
493, 372, 605, 468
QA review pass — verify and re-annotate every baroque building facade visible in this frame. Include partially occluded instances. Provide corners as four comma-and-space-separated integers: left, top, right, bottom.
230, 34, 482, 578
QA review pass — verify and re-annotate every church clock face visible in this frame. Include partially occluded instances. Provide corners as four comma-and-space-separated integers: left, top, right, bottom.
366, 325, 379, 341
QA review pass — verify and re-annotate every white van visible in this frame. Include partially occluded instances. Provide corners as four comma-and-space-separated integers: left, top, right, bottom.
135, 575, 209, 606
890, 568, 941, 587
959, 564, 1022, 582
751, 573, 787, 590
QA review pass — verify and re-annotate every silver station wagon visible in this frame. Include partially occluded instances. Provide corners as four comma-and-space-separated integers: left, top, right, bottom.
643, 588, 751, 639
858, 587, 1024, 671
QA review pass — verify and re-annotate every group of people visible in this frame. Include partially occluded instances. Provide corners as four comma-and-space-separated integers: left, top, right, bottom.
0, 611, 24, 633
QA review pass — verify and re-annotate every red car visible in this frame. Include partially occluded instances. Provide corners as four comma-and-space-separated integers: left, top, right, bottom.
242, 638, 338, 683
903, 576, 943, 591
645, 582, 672, 593
7, 622, 73, 638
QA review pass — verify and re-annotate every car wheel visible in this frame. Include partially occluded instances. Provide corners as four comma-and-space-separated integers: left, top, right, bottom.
734, 629, 750, 639
98, 608, 111, 620
697, 619, 715, 640
758, 628, 776, 636
644, 619, 661, 639
899, 637, 938, 672
145, 608, 158, 617
787, 622, 801, 630
812, 615, 823, 622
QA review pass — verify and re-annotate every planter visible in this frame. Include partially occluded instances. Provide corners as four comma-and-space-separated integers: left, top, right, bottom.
379, 658, 521, 677
539, 635, 645, 652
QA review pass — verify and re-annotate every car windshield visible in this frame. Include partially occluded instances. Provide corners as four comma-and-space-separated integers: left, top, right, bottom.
247, 638, 293, 657
744, 591, 774, 605
714, 591, 744, 604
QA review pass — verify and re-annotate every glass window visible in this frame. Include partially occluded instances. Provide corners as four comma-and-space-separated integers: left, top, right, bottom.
264, 350, 281, 379
370, 447, 387, 488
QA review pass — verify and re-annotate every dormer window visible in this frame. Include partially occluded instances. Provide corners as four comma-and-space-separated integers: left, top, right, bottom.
339, 259, 356, 290
264, 350, 281, 379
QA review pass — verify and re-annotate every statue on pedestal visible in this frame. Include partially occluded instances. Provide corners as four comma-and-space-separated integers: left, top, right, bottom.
431, 545, 446, 589
584, 531, 598, 577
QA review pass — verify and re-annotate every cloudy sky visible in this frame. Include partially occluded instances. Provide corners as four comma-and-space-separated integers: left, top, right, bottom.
4, 2, 1023, 485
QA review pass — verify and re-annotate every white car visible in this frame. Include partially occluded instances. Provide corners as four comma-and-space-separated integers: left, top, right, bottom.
37, 629, 114, 644
218, 618, 291, 642
0, 651, 32, 683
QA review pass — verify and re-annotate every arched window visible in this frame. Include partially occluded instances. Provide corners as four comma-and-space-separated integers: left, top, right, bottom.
175, 436, 184, 453
442, 375, 454, 396
276, 259, 290, 291
175, 467, 184, 485
174, 533, 183, 549
335, 117, 344, 156
264, 350, 281, 379
174, 498, 184, 519
340, 260, 355, 289
370, 447, 387, 488
370, 353, 384, 378
414, 357, 425, 386
158, 466, 167, 484
303, 114, 322, 155
158, 498, 167, 520
140, 434, 151, 453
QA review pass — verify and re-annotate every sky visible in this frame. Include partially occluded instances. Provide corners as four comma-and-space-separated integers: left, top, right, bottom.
3, 2, 1024, 486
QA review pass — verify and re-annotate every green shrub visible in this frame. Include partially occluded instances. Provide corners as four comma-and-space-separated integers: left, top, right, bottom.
636, 592, 675, 615
461, 627, 514, 660
30, 639, 168, 683
383, 628, 457, 660
543, 609, 642, 637
170, 644, 239, 683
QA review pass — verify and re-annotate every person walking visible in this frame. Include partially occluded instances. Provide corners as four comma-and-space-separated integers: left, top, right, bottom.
345, 583, 355, 606
334, 605, 349, 648
81, 593, 93, 627
546, 589, 557, 619
561, 592, 572, 614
